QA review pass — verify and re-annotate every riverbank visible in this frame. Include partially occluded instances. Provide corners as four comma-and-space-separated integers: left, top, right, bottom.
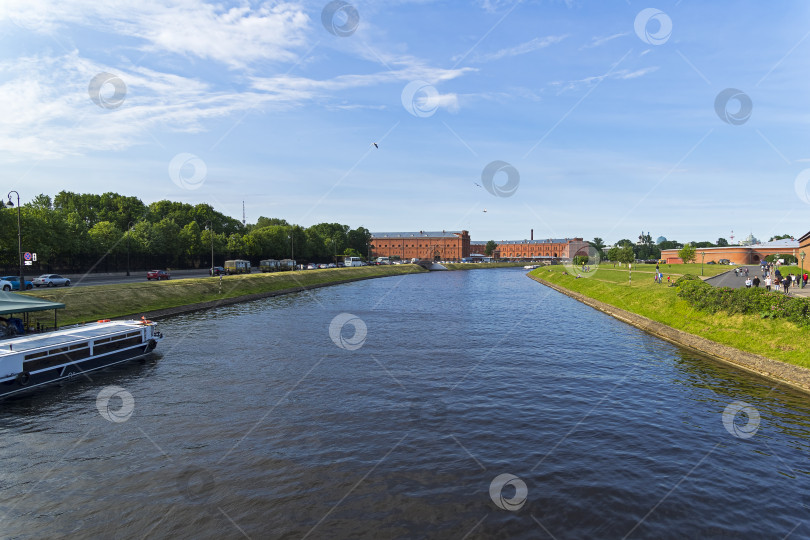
25, 265, 426, 326
529, 266, 810, 392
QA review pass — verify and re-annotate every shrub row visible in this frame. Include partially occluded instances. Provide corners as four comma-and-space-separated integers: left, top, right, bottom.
676, 274, 810, 326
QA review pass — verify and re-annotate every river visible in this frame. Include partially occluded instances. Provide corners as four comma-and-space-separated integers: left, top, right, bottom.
1, 268, 808, 539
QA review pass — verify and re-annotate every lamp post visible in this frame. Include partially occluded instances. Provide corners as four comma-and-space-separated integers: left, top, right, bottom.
331, 238, 337, 265
289, 231, 294, 263
205, 220, 214, 276
6, 191, 23, 292
801, 251, 806, 288
701, 251, 705, 276
126, 221, 134, 276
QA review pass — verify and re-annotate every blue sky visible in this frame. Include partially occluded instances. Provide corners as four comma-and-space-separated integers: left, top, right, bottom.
1, 1, 809, 245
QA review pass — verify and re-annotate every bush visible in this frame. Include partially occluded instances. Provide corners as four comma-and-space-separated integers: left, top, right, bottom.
676, 278, 810, 325
674, 274, 701, 286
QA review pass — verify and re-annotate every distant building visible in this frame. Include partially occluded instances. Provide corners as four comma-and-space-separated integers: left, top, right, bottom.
656, 236, 667, 244
740, 232, 759, 246
799, 230, 810, 262
370, 232, 588, 262
661, 238, 799, 264
370, 230, 470, 261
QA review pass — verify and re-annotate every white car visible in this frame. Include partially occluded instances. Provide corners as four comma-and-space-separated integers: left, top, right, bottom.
0, 279, 12, 291
33, 274, 71, 287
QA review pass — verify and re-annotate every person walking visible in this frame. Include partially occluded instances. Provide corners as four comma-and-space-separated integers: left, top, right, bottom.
803, 272, 808, 288
765, 275, 771, 291
753, 276, 760, 288
784, 275, 791, 295
745, 277, 752, 288
775, 276, 781, 292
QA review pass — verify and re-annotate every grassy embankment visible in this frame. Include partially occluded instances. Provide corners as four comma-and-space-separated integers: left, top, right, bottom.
24, 265, 426, 326
531, 263, 810, 368
443, 262, 527, 270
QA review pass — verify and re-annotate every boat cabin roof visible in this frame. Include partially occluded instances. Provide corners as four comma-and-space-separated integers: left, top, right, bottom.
0, 320, 143, 356
0, 291, 65, 316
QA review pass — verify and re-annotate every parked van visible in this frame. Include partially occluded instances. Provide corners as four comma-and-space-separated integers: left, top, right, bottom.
345, 256, 363, 267
224, 259, 251, 274
259, 259, 280, 272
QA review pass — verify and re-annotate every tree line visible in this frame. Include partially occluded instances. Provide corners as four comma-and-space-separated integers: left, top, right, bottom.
0, 192, 372, 274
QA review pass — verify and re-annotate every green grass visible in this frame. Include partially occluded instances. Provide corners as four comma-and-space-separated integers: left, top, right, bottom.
21, 265, 426, 326
601, 262, 732, 277
531, 265, 810, 368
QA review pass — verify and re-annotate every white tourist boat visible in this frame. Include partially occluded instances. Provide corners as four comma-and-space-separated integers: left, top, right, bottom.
0, 292, 162, 399
524, 264, 539, 269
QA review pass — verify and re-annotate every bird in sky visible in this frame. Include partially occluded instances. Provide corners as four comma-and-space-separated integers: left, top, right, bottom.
372, 142, 378, 148
474, 182, 482, 188
483, 209, 487, 213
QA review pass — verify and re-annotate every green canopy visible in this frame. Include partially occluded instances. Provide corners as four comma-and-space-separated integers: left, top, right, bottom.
0, 291, 65, 316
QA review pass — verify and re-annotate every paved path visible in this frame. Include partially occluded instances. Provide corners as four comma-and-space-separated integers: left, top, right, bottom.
705, 265, 810, 297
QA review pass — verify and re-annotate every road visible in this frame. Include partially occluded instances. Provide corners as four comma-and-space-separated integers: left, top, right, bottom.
704, 265, 759, 289
27, 269, 214, 288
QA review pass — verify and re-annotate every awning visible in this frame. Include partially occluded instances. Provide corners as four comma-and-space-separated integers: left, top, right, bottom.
0, 291, 65, 316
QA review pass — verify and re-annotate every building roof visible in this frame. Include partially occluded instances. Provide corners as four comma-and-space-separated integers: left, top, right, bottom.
749, 238, 798, 249
371, 231, 465, 239
498, 239, 574, 245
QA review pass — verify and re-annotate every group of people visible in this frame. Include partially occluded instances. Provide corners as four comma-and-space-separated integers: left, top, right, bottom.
653, 265, 671, 285
740, 261, 809, 293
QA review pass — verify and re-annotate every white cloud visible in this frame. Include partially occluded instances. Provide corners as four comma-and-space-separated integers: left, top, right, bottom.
0, 52, 271, 160
581, 32, 629, 49
462, 35, 567, 63
0, 0, 310, 68
550, 67, 659, 93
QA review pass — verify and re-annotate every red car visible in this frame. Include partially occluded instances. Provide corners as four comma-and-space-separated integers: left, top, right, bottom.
146, 270, 171, 281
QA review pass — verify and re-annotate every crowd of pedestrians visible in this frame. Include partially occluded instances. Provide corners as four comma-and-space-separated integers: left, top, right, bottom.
741, 261, 809, 294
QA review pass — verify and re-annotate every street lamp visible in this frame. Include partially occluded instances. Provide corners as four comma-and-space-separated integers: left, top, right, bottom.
701, 251, 705, 276
331, 238, 337, 265
6, 191, 23, 293
205, 220, 214, 276
126, 221, 134, 276
801, 251, 806, 288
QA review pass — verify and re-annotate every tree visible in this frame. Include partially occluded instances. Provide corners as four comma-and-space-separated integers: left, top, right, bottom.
716, 237, 729, 247
607, 246, 620, 262
484, 240, 497, 256
769, 234, 793, 241
589, 237, 606, 258
617, 244, 635, 264
256, 216, 290, 228
678, 244, 697, 264
88, 221, 123, 272
694, 241, 713, 248
659, 240, 681, 251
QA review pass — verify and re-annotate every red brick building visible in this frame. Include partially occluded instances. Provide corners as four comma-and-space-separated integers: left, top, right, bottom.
495, 238, 590, 260
370, 231, 471, 261
371, 231, 588, 261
